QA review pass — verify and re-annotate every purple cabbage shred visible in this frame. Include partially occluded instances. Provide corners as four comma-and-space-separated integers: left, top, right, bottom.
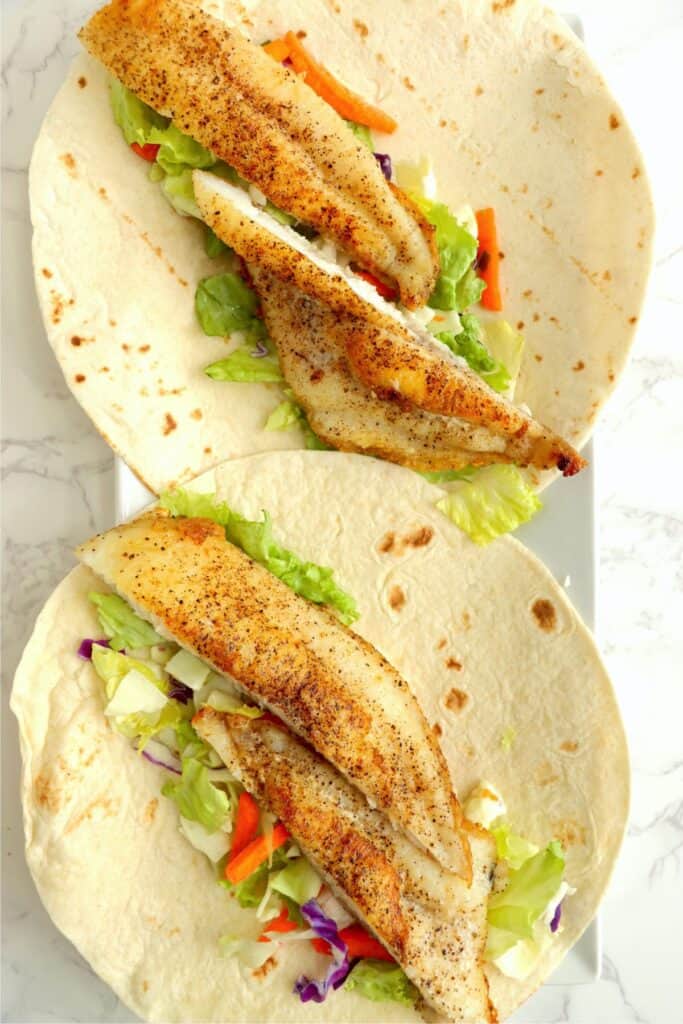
293, 900, 350, 1003
141, 747, 182, 775
77, 638, 110, 660
167, 678, 193, 704
550, 902, 562, 933
251, 340, 269, 358
374, 153, 392, 180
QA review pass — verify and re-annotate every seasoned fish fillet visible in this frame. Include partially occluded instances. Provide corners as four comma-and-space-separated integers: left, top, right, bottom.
78, 0, 438, 307
194, 708, 496, 1024
255, 271, 586, 475
77, 511, 472, 878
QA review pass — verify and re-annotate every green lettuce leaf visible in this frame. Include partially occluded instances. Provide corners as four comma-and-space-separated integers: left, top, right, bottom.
195, 272, 261, 337
481, 320, 525, 398
159, 490, 359, 624
89, 592, 162, 651
269, 857, 321, 905
491, 821, 540, 871
148, 123, 216, 176
436, 313, 510, 393
486, 841, 565, 959
345, 961, 419, 1007
420, 467, 475, 484
162, 757, 230, 832
204, 335, 284, 383
160, 168, 201, 218
346, 120, 374, 150
414, 197, 481, 311
436, 465, 542, 544
91, 644, 163, 699
220, 848, 291, 908
109, 79, 168, 145
205, 226, 230, 259
265, 395, 331, 450
116, 700, 188, 748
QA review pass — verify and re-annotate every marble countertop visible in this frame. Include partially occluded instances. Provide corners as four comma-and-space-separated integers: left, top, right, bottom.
2, 1, 682, 1021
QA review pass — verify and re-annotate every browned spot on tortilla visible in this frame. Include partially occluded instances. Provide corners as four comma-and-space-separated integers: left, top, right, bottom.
445, 688, 468, 712
629, 315, 638, 324
60, 152, 77, 177
404, 525, 434, 548
74, 374, 86, 383
551, 33, 566, 50
573, 360, 585, 372
252, 956, 278, 979
71, 335, 88, 347
378, 531, 395, 554
99, 186, 108, 200
603, 270, 612, 281
388, 585, 406, 611
595, 169, 604, 177
50, 291, 64, 324
432, 722, 442, 738
609, 113, 620, 130
99, 365, 110, 373
191, 409, 203, 420
516, 321, 525, 330
77, 76, 87, 88
535, 761, 560, 787
109, 318, 116, 327
142, 981, 149, 993
376, 51, 385, 64
553, 819, 587, 847
474, 85, 484, 96
533, 353, 543, 363
531, 121, 540, 133
352, 18, 368, 37
520, 183, 529, 193
65, 795, 119, 834
403, 76, 415, 91
551, 112, 562, 121
632, 166, 641, 180
523, 289, 533, 299
163, 413, 177, 436
462, 34, 470, 50
492, 0, 515, 10
34, 771, 62, 813
204, 446, 212, 454
41, 267, 52, 279
439, 118, 447, 128
549, 315, 559, 325
144, 798, 158, 824
461, 610, 472, 631
295, 29, 307, 38
437, 637, 447, 651
532, 598, 556, 631
139, 344, 150, 353
535, 87, 545, 95
560, 740, 579, 753
608, 370, 615, 382
446, 657, 462, 671
122, 343, 131, 352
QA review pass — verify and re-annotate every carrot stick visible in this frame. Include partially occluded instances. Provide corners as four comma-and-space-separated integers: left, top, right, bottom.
230, 791, 260, 860
354, 269, 398, 302
283, 31, 397, 133
225, 823, 290, 884
475, 207, 502, 312
258, 905, 299, 942
312, 924, 394, 962
263, 37, 291, 61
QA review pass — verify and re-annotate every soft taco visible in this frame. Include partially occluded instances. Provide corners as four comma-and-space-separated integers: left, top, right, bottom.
30, 0, 652, 542
12, 451, 629, 1022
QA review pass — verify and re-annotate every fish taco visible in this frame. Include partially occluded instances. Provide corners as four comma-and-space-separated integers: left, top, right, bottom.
29, 0, 652, 543
12, 451, 629, 1022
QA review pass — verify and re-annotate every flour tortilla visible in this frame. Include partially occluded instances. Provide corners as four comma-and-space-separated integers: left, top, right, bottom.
29, 0, 653, 495
12, 451, 629, 1022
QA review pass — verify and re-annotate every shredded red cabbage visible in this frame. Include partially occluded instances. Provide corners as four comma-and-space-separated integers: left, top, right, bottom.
139, 742, 182, 775
294, 900, 350, 1003
250, 340, 269, 358
77, 638, 110, 660
167, 679, 193, 704
374, 153, 392, 180
550, 901, 562, 933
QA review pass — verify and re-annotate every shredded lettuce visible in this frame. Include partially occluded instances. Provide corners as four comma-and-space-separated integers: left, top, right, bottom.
179, 815, 231, 862
89, 592, 162, 651
265, 394, 331, 450
116, 700, 188, 748
164, 649, 211, 691
436, 314, 511, 393
162, 756, 231, 832
481, 320, 525, 398
414, 197, 484, 311
345, 961, 418, 1007
195, 272, 262, 337
270, 858, 321, 906
205, 336, 283, 384
218, 935, 273, 969
148, 123, 216, 177
436, 465, 542, 544
420, 467, 475, 484
109, 79, 168, 145
159, 490, 359, 624
91, 645, 163, 698
205, 225, 230, 259
160, 168, 201, 218
491, 822, 540, 871
487, 841, 565, 962
204, 691, 264, 718
346, 120, 374, 150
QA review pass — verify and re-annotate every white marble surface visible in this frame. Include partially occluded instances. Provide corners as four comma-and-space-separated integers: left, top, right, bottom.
2, 1, 682, 1021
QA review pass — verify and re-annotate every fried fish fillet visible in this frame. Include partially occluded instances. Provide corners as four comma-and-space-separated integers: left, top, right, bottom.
79, 0, 438, 307
194, 708, 496, 1024
77, 511, 472, 878
254, 271, 586, 475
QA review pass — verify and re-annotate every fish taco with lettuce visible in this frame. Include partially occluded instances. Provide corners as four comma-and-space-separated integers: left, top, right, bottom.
30, 0, 652, 543
13, 451, 629, 1022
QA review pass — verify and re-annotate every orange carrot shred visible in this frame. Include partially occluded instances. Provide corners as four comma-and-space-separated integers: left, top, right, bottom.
283, 31, 397, 133
354, 269, 398, 301
230, 791, 260, 860
475, 207, 502, 312
225, 823, 290, 884
263, 37, 291, 62
258, 906, 299, 942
